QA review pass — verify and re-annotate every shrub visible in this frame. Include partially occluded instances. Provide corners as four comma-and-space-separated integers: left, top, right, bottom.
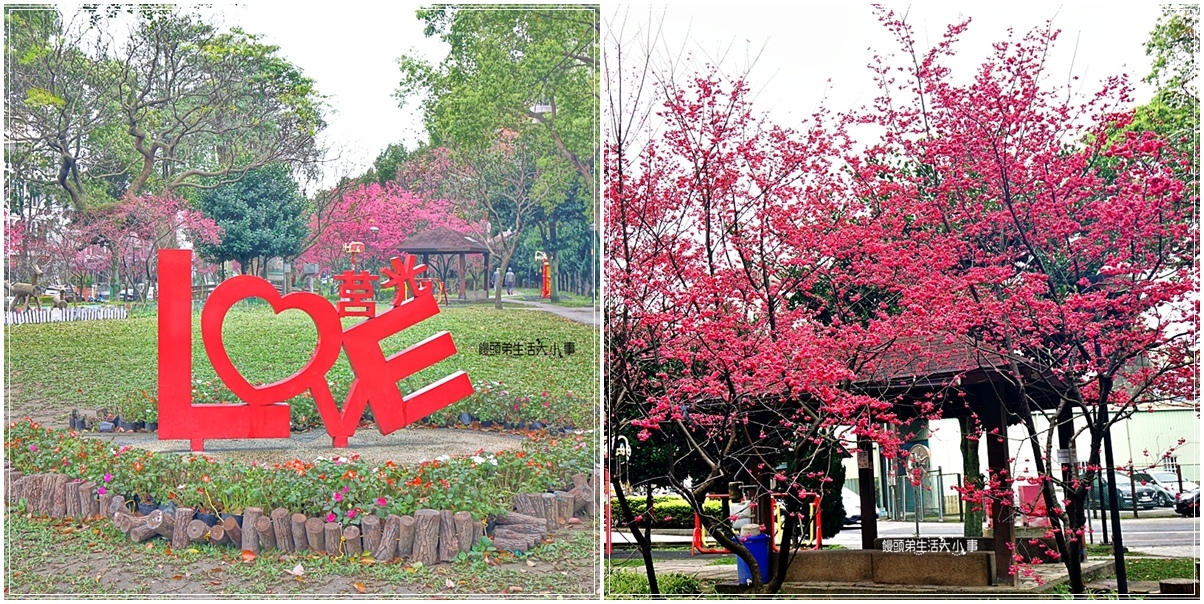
605, 571, 703, 596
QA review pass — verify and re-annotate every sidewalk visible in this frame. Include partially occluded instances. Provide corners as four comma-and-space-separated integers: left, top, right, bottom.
505, 297, 599, 327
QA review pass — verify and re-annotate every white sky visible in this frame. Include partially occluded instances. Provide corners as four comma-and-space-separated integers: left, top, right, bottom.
609, 3, 1164, 129
30, 3, 1166, 191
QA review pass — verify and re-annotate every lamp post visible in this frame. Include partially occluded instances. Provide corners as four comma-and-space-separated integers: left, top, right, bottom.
369, 225, 380, 299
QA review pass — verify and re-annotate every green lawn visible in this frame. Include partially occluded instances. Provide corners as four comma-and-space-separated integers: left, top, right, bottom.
5, 304, 597, 426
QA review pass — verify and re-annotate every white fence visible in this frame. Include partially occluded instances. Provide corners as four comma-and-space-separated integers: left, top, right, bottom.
4, 306, 129, 326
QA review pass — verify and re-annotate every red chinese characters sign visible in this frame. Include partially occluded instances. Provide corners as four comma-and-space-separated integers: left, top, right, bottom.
157, 249, 473, 451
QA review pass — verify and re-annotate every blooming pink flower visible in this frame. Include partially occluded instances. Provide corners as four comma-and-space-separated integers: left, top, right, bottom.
97, 486, 107, 495
29, 444, 37, 453
342, 486, 350, 494
103, 473, 112, 483
347, 509, 358, 519
376, 497, 387, 507
326, 512, 336, 523
334, 491, 344, 502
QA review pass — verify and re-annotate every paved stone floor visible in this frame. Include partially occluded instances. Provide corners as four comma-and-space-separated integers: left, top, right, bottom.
83, 425, 528, 466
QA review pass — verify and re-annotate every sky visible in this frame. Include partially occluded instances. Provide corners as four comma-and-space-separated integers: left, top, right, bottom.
608, 3, 1164, 131
41, 2, 1165, 192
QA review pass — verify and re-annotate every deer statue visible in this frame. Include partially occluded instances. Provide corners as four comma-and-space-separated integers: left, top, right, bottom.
5, 265, 44, 312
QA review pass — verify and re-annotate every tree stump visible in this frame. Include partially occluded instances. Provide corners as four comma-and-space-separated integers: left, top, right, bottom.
344, 525, 362, 556
540, 493, 558, 531
208, 523, 228, 546
222, 516, 242, 548
495, 522, 545, 535
1160, 579, 1200, 597
411, 510, 440, 566
146, 509, 176, 539
270, 508, 293, 553
438, 510, 459, 562
491, 535, 534, 553
305, 517, 325, 554
96, 488, 113, 517
172, 507, 195, 550
495, 511, 546, 526
242, 507, 263, 554
40, 474, 60, 515
374, 515, 402, 561
454, 512, 477, 553
554, 491, 573, 525
49, 474, 70, 518
65, 482, 82, 518
107, 495, 127, 518
255, 516, 277, 551
8, 476, 27, 505
494, 527, 539, 550
398, 515, 417, 558
361, 514, 382, 554
79, 482, 98, 518
186, 519, 209, 543
290, 513, 308, 553
324, 522, 342, 556
513, 493, 537, 518
130, 523, 158, 543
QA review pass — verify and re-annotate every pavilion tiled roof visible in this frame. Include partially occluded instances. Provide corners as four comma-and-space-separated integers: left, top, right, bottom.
396, 226, 489, 255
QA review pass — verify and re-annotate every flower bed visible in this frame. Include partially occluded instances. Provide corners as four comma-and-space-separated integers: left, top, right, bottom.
5, 419, 595, 525
187, 379, 593, 432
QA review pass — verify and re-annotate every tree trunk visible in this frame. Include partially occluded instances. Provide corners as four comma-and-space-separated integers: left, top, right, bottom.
50, 474, 69, 518
65, 482, 82, 518
344, 525, 362, 556
412, 509, 440, 565
555, 491, 573, 526
255, 516, 277, 551
361, 514, 382, 554
270, 508, 293, 553
130, 522, 158, 543
78, 482, 97, 518
208, 523, 228, 546
172, 507, 195, 550
305, 518, 325, 553
290, 513, 308, 553
959, 416, 985, 537
374, 515, 401, 561
186, 519, 209, 543
397, 515, 416, 558
438, 510, 459, 562
222, 516, 242, 547
108, 495, 127, 518
147, 509, 176, 539
454, 512, 477, 554
324, 522, 342, 556
242, 507, 263, 554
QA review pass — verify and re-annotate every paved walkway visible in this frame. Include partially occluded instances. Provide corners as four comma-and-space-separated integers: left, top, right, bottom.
506, 298, 599, 327
82, 426, 527, 466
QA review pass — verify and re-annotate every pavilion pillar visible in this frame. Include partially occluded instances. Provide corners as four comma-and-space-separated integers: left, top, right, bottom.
858, 435, 878, 549
984, 403, 1015, 585
458, 253, 467, 301
484, 253, 490, 297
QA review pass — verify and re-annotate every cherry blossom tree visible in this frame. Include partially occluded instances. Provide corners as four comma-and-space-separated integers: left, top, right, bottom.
848, 8, 1197, 592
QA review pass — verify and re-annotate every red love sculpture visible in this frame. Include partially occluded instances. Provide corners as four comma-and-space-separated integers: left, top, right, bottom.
201, 276, 342, 406
157, 248, 473, 451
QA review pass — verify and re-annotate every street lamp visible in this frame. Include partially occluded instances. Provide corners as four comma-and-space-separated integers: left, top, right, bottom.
369, 226, 380, 299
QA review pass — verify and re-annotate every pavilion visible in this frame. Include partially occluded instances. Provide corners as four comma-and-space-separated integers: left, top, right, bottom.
396, 226, 490, 301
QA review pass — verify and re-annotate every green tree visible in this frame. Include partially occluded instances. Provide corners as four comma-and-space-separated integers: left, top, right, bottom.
196, 164, 308, 277
397, 7, 599, 303
1137, 5, 1199, 172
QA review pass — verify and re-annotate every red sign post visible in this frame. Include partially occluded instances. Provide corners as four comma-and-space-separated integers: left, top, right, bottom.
157, 248, 473, 451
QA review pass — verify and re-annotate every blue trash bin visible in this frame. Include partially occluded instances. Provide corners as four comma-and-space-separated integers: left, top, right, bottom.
735, 533, 771, 585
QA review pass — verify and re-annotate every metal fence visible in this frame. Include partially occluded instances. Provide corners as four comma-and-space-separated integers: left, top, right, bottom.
4, 305, 128, 326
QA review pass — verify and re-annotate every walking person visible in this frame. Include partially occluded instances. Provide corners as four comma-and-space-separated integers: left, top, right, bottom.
504, 268, 515, 295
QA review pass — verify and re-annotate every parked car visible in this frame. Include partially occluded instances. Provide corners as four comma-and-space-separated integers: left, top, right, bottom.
841, 487, 883, 525
1174, 489, 1199, 517
1130, 470, 1199, 506
1090, 474, 1158, 511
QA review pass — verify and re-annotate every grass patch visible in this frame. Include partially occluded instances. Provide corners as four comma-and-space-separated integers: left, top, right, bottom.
605, 569, 707, 597
515, 288, 596, 308
5, 511, 597, 596
1122, 558, 1197, 582
5, 304, 596, 426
